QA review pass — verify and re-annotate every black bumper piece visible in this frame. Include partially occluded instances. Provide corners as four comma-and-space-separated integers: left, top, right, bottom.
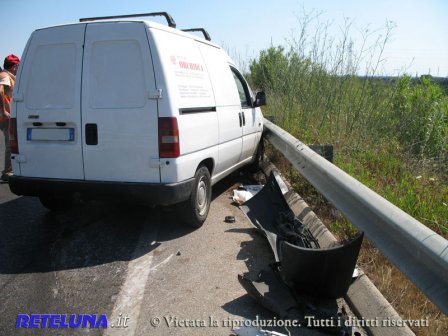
240, 171, 363, 299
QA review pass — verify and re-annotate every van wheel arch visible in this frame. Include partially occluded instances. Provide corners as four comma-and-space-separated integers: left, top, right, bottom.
249, 138, 265, 172
198, 158, 214, 177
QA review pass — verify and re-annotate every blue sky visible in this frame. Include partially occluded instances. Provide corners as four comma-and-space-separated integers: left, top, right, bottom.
1, 0, 447, 76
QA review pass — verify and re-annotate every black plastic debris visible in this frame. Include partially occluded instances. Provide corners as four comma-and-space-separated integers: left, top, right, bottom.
238, 265, 353, 335
280, 232, 363, 299
240, 171, 363, 299
275, 210, 320, 249
240, 172, 292, 262
225, 216, 236, 223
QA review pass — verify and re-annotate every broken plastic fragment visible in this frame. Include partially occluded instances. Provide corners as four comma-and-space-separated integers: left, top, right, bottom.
240, 172, 363, 298
233, 185, 264, 205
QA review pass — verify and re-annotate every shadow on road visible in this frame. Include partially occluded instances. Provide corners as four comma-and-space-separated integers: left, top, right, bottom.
220, 227, 275, 316
0, 171, 253, 276
0, 195, 195, 275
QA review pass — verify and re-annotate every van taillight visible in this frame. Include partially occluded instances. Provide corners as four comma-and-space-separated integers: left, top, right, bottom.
9, 118, 19, 154
158, 117, 180, 158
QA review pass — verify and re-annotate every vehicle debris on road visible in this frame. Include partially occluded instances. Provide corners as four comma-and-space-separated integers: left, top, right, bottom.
238, 172, 364, 335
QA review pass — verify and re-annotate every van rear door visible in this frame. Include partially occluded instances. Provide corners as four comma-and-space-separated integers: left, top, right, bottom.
14, 25, 86, 179
81, 22, 160, 183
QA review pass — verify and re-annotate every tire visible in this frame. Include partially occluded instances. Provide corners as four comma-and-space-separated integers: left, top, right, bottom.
179, 165, 211, 228
39, 194, 72, 211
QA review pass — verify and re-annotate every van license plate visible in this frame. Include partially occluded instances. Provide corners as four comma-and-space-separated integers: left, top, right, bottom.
27, 128, 75, 141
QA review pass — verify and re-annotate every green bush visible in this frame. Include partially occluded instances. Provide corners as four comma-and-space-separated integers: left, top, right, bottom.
392, 75, 448, 158
247, 14, 447, 236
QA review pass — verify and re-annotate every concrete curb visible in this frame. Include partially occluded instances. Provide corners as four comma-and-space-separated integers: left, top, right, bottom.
259, 161, 415, 336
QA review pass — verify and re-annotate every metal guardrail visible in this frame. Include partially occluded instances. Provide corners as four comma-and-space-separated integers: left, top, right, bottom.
263, 118, 448, 314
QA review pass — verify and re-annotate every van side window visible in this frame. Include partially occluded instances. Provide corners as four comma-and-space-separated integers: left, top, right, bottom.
231, 67, 252, 108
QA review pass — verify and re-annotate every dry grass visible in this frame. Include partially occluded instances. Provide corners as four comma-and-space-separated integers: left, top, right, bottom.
265, 146, 448, 335
358, 242, 448, 336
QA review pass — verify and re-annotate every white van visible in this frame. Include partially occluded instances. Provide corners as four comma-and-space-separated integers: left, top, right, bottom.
8, 12, 265, 227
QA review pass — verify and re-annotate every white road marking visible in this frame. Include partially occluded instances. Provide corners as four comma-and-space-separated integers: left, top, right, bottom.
149, 254, 174, 273
104, 213, 160, 336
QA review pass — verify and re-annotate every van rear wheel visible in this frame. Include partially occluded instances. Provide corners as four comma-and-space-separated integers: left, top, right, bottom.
179, 165, 211, 228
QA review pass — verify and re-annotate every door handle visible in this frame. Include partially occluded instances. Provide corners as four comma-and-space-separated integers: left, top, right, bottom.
85, 124, 98, 145
242, 111, 246, 126
238, 112, 242, 127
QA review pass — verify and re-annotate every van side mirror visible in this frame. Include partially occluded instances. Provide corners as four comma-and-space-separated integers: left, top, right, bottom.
254, 91, 266, 107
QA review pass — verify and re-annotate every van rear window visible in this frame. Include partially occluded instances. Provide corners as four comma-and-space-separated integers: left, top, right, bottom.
89, 40, 146, 109
26, 44, 77, 109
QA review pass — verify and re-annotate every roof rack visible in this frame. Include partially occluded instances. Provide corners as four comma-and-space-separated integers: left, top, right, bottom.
182, 28, 211, 41
79, 11, 176, 28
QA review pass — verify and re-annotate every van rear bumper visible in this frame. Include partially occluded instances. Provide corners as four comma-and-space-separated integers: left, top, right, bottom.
8, 176, 195, 205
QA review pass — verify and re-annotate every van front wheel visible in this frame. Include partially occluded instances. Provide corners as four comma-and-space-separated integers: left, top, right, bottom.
179, 166, 211, 228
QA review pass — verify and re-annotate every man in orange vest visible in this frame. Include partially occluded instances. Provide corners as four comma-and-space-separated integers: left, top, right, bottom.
0, 54, 20, 181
